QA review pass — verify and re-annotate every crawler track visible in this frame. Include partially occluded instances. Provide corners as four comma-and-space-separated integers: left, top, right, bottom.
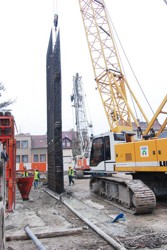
90, 176, 156, 214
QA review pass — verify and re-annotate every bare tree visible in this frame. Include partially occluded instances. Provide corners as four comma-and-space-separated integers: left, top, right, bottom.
0, 82, 15, 109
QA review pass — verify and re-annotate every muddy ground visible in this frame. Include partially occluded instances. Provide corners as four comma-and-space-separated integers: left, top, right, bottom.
5, 175, 167, 250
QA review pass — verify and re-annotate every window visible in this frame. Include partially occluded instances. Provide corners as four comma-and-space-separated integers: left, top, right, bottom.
66, 141, 71, 147
62, 138, 71, 148
40, 154, 46, 162
104, 136, 111, 160
16, 155, 20, 163
21, 140, 28, 149
62, 140, 66, 147
33, 154, 38, 162
90, 137, 104, 166
22, 155, 28, 163
16, 141, 20, 149
113, 133, 126, 141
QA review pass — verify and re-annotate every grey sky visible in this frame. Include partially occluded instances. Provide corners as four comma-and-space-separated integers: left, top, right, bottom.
0, 0, 166, 135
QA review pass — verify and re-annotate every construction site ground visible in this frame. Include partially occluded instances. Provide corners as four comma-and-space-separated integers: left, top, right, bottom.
5, 174, 167, 250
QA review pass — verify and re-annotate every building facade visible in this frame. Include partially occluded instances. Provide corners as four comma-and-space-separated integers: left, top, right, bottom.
15, 133, 47, 172
15, 131, 74, 172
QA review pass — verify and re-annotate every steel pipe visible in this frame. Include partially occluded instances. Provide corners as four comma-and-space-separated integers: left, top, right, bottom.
24, 225, 46, 250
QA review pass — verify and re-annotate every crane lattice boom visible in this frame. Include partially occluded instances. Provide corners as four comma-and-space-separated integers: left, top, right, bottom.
78, 0, 150, 133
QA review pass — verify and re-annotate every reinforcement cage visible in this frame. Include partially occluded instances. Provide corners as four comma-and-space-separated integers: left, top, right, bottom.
46, 30, 64, 194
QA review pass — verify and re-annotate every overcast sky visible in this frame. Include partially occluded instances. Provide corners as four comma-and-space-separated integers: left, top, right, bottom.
0, 0, 166, 136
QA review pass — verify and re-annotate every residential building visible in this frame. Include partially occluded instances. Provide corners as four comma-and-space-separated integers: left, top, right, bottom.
62, 131, 74, 171
15, 131, 74, 172
15, 133, 47, 172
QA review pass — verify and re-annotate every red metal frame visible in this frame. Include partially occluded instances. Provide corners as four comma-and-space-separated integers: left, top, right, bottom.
0, 113, 16, 212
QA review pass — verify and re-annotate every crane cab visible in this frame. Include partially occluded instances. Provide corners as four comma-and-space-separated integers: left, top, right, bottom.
90, 132, 126, 172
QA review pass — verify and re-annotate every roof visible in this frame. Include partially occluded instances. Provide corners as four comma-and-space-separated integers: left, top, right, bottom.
62, 130, 77, 141
15, 133, 31, 137
132, 119, 166, 131
31, 135, 47, 149
15, 134, 47, 149
159, 131, 167, 138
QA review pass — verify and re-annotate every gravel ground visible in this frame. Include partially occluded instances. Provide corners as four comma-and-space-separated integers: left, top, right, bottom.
5, 175, 167, 250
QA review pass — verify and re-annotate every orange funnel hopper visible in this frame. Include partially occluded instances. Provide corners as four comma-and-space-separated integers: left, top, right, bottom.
17, 177, 34, 200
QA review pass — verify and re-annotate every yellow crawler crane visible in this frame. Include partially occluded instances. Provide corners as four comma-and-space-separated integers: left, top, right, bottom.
78, 0, 167, 214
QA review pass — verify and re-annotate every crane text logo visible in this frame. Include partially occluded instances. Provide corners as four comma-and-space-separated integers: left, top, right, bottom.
140, 146, 149, 157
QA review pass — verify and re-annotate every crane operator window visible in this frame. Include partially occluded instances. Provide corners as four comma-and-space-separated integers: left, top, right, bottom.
90, 137, 104, 166
90, 136, 111, 166
104, 136, 111, 160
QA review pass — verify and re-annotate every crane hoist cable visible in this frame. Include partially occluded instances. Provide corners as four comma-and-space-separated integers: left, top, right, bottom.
53, 0, 58, 14
53, 0, 58, 29
82, 79, 94, 134
163, 0, 167, 5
